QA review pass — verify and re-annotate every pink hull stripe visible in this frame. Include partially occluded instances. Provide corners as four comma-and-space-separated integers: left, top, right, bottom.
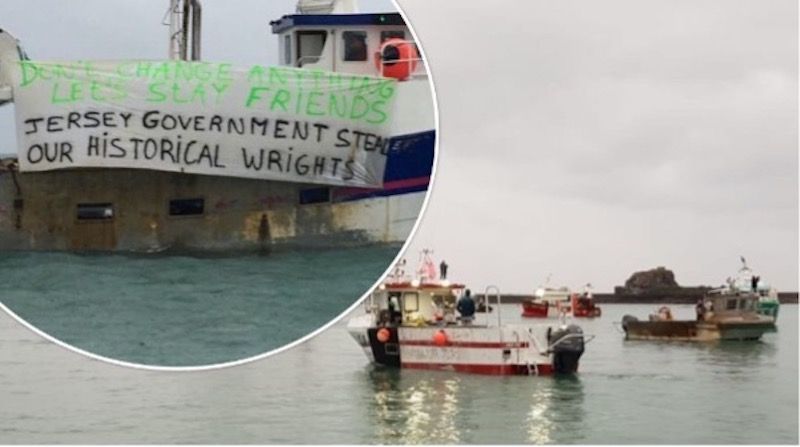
402, 362, 555, 376
399, 340, 530, 349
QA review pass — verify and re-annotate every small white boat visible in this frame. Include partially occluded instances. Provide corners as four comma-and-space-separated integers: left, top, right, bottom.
347, 252, 593, 376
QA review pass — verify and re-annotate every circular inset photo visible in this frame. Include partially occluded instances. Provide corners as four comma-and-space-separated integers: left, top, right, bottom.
0, 0, 436, 367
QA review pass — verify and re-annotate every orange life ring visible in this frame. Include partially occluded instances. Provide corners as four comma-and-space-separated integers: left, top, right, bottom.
374, 38, 419, 80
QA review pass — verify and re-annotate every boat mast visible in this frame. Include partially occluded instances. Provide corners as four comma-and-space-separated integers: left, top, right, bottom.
166, 0, 202, 61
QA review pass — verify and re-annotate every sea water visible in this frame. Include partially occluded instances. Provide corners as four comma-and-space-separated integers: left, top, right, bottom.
0, 246, 398, 366
0, 303, 796, 443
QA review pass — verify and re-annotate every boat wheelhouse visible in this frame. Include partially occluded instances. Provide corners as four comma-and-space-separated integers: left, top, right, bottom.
268, 9, 435, 231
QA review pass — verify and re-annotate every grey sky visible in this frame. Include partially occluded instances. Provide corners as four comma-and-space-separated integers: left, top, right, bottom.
0, 0, 797, 292
401, 0, 797, 292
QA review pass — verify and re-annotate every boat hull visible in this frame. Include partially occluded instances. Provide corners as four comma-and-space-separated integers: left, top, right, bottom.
348, 323, 586, 376
622, 317, 776, 341
572, 297, 602, 318
0, 157, 429, 251
521, 301, 549, 318
757, 300, 780, 320
400, 361, 554, 375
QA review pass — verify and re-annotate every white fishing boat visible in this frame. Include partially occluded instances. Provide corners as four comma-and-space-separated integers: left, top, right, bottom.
0, 0, 434, 251
348, 251, 593, 375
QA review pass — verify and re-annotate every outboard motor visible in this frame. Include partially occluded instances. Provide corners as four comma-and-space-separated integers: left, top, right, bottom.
548, 324, 585, 374
621, 315, 638, 335
0, 28, 27, 107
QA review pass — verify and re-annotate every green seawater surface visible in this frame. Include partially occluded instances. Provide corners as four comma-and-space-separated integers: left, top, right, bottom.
0, 246, 398, 366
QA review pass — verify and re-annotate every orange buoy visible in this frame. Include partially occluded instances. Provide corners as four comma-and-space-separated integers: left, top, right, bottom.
377, 327, 391, 343
433, 329, 448, 346
374, 38, 419, 80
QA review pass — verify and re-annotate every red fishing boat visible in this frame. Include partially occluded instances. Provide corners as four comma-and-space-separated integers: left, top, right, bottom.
522, 284, 601, 318
570, 293, 602, 318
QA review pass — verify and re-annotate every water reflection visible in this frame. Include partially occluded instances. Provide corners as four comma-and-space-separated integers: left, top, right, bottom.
622, 338, 778, 379
366, 368, 462, 444
525, 376, 586, 444
361, 366, 586, 444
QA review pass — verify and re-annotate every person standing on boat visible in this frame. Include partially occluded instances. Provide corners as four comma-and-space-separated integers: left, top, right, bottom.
751, 275, 760, 292
704, 299, 714, 320
439, 260, 448, 280
457, 289, 476, 324
695, 298, 706, 321
388, 294, 403, 326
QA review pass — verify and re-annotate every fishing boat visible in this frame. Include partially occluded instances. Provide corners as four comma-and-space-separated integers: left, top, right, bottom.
521, 283, 601, 318
0, 0, 434, 251
347, 252, 593, 375
620, 288, 776, 342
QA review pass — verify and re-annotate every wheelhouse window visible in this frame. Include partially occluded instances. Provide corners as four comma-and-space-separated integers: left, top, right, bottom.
432, 294, 451, 306
380, 30, 406, 42
77, 203, 114, 221
299, 187, 330, 205
726, 299, 737, 310
296, 30, 327, 67
169, 198, 204, 216
403, 292, 419, 312
283, 35, 292, 65
342, 31, 367, 61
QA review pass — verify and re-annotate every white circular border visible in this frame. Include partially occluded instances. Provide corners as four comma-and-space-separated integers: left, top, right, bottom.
0, 0, 441, 372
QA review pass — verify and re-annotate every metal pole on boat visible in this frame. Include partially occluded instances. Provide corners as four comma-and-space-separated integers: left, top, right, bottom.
167, 0, 182, 60
484, 285, 501, 327
181, 0, 190, 60
190, 0, 202, 60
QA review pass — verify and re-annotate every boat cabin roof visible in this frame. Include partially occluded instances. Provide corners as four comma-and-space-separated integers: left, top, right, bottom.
382, 281, 466, 293
270, 13, 405, 33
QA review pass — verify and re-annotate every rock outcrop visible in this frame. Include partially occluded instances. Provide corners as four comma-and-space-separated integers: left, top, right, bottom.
614, 266, 712, 298
624, 266, 679, 292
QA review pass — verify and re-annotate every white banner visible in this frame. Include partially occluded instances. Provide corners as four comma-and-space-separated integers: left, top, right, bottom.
13, 60, 397, 187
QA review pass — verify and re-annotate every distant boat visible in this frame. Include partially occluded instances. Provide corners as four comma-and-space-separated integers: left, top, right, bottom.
620, 292, 775, 342
521, 284, 601, 318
